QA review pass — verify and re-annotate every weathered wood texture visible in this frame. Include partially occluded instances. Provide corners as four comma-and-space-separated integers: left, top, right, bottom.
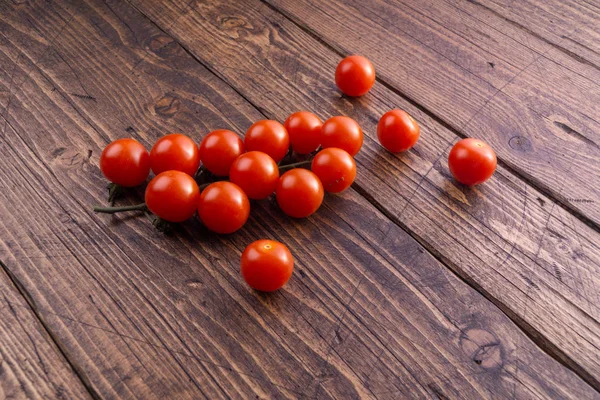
128, 0, 600, 390
0, 0, 598, 398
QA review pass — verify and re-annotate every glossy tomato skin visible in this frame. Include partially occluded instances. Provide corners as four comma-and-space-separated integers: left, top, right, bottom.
335, 55, 376, 97
199, 130, 244, 176
100, 138, 150, 187
321, 116, 363, 156
229, 151, 279, 200
244, 120, 290, 162
276, 169, 324, 218
377, 109, 420, 153
150, 133, 200, 176
284, 111, 322, 154
311, 148, 356, 193
198, 182, 250, 234
448, 138, 497, 186
145, 170, 200, 222
241, 240, 294, 292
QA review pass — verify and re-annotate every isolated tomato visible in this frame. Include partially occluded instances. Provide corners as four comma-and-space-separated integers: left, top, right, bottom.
284, 111, 322, 154
229, 151, 279, 200
150, 133, 200, 176
335, 55, 376, 97
199, 129, 245, 176
276, 169, 324, 218
100, 138, 150, 187
311, 148, 356, 193
198, 182, 250, 234
321, 116, 363, 156
377, 109, 420, 153
241, 240, 294, 292
245, 120, 290, 162
145, 170, 200, 222
448, 138, 497, 186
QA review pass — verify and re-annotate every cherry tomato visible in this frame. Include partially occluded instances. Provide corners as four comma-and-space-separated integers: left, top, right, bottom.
284, 111, 322, 154
448, 138, 497, 186
241, 240, 294, 292
198, 181, 250, 234
245, 120, 290, 162
377, 109, 420, 153
199, 129, 244, 176
335, 55, 376, 97
311, 148, 356, 193
276, 169, 324, 218
100, 138, 150, 187
150, 133, 200, 176
321, 116, 363, 156
145, 170, 200, 222
229, 151, 279, 200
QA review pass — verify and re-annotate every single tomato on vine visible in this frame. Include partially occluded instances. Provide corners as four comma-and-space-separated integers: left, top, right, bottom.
448, 138, 497, 186
229, 151, 279, 200
100, 138, 150, 187
284, 111, 322, 154
150, 133, 201, 176
335, 55, 376, 97
245, 120, 290, 162
199, 129, 245, 176
241, 240, 294, 292
321, 116, 363, 156
276, 169, 324, 218
377, 109, 420, 153
145, 170, 200, 222
198, 181, 250, 234
311, 148, 356, 193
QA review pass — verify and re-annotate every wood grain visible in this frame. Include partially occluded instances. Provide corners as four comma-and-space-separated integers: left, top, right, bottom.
127, 0, 600, 389
0, 0, 596, 398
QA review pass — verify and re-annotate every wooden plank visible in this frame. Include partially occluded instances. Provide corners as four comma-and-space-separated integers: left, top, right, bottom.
0, 266, 92, 399
1, 0, 596, 397
257, 0, 600, 227
126, 0, 600, 389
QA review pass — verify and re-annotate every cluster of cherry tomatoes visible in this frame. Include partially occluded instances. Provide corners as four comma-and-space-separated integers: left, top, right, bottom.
94, 55, 497, 292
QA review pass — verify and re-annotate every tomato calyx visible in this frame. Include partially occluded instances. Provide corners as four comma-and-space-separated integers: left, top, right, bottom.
106, 182, 123, 205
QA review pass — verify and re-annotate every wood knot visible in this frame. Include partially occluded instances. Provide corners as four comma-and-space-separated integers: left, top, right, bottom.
218, 15, 249, 29
152, 95, 181, 118
146, 35, 182, 57
508, 135, 532, 152
459, 328, 503, 370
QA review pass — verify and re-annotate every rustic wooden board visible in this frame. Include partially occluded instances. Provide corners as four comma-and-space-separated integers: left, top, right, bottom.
1, 0, 597, 398
127, 0, 600, 390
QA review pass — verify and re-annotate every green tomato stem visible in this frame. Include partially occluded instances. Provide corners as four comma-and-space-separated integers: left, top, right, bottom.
278, 159, 312, 171
93, 203, 148, 214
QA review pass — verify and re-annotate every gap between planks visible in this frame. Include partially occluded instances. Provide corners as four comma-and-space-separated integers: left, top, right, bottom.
124, 0, 600, 392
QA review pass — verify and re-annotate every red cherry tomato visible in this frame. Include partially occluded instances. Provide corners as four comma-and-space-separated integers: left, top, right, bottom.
311, 148, 356, 193
284, 111, 322, 154
199, 130, 244, 176
241, 240, 294, 292
448, 138, 497, 186
245, 120, 290, 162
150, 133, 200, 176
276, 169, 324, 218
335, 55, 376, 97
198, 181, 250, 234
145, 170, 200, 222
100, 138, 150, 187
377, 109, 420, 153
321, 116, 363, 156
229, 151, 279, 200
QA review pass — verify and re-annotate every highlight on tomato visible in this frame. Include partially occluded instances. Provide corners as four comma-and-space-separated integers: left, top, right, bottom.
244, 120, 290, 162
198, 181, 250, 234
311, 148, 356, 193
150, 133, 200, 176
199, 129, 244, 176
284, 111, 322, 155
321, 116, 363, 156
448, 138, 497, 186
229, 151, 279, 200
100, 138, 150, 187
377, 109, 420, 153
335, 55, 376, 97
145, 170, 200, 222
276, 169, 324, 218
241, 239, 294, 292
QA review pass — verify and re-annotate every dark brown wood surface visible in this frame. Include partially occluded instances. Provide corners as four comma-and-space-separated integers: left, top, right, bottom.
0, 0, 598, 398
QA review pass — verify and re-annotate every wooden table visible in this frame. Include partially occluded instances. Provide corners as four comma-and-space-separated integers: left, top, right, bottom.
1, 0, 599, 398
